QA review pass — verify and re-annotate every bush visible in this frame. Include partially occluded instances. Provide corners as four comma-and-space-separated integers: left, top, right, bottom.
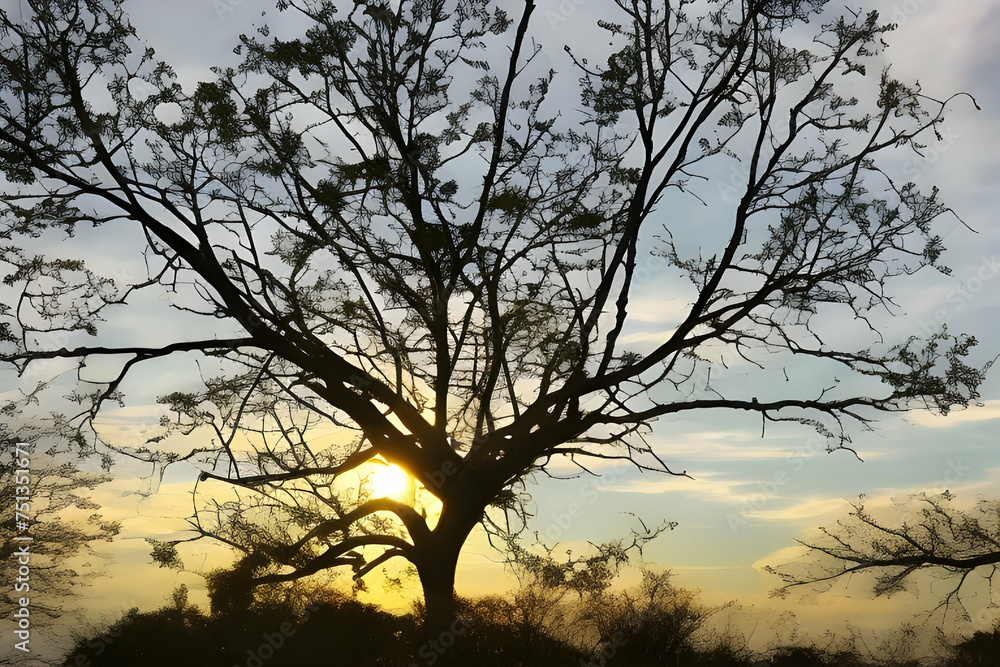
64, 586, 415, 667
945, 628, 1000, 667
577, 571, 708, 666
69, 577, 988, 666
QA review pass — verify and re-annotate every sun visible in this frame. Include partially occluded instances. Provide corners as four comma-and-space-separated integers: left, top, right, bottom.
368, 462, 412, 500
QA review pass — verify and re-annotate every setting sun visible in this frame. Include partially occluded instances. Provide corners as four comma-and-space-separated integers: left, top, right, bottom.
369, 462, 413, 500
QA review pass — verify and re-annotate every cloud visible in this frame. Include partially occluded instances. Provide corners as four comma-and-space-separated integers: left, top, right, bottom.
740, 497, 848, 522
619, 328, 678, 345
906, 400, 1000, 428
624, 296, 692, 324
752, 545, 810, 571
88, 477, 201, 537
655, 440, 815, 462
847, 466, 1000, 506
601, 471, 756, 502
532, 452, 645, 475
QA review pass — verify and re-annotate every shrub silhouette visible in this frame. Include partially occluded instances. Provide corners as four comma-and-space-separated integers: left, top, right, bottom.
945, 627, 1000, 667
577, 570, 734, 666
67, 578, 997, 666
768, 646, 842, 666
437, 595, 587, 666
65, 586, 217, 667
65, 586, 415, 667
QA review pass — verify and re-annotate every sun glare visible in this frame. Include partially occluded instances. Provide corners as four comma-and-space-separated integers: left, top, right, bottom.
369, 463, 412, 500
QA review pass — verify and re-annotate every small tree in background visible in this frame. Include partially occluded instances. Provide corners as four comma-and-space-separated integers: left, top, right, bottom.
768, 491, 1000, 621
0, 424, 119, 662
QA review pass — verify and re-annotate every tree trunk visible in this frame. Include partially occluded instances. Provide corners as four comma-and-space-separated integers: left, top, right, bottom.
414, 498, 484, 644
418, 545, 461, 638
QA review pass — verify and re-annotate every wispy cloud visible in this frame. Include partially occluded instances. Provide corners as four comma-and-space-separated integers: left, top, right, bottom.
600, 471, 756, 502
619, 329, 678, 345
739, 497, 847, 521
906, 400, 1000, 428
656, 441, 812, 462
843, 466, 1000, 508
623, 296, 691, 324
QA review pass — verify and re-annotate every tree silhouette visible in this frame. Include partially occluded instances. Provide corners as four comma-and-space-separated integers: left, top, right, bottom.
767, 492, 1000, 619
0, 427, 119, 662
0, 0, 990, 636
945, 626, 1000, 667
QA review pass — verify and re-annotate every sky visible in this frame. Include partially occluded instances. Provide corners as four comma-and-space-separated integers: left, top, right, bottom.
1, 0, 999, 662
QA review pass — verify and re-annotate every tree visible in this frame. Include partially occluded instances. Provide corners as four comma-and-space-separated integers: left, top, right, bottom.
0, 0, 990, 637
0, 425, 119, 662
944, 626, 1000, 667
766, 491, 1000, 619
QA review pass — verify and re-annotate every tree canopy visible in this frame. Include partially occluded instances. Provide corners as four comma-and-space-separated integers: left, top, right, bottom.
0, 0, 990, 633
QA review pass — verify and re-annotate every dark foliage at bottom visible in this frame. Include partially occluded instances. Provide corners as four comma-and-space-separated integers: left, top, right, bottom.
62, 585, 1000, 667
